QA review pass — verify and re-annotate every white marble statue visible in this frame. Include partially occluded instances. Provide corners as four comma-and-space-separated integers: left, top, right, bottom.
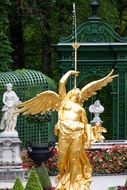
89, 100, 104, 124
0, 83, 20, 132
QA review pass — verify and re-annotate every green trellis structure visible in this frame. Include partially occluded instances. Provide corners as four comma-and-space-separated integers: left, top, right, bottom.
0, 70, 57, 146
55, 16, 127, 140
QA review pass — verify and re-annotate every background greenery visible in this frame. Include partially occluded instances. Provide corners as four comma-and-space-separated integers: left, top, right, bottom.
0, 0, 127, 81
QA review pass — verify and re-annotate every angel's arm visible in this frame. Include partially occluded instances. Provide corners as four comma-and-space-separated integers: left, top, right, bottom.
59, 70, 79, 99
80, 108, 88, 124
81, 109, 90, 139
2, 93, 9, 107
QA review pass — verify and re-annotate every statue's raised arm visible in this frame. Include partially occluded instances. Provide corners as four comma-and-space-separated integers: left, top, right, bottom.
58, 70, 79, 100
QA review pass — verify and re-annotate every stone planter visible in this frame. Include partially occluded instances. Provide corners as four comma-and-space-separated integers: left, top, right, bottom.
26, 141, 55, 167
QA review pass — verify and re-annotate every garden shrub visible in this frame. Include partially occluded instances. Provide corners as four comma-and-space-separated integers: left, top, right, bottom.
25, 168, 42, 190
108, 188, 114, 190
12, 177, 24, 190
36, 163, 52, 189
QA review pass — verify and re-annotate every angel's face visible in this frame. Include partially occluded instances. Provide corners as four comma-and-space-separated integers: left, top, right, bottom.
70, 88, 82, 103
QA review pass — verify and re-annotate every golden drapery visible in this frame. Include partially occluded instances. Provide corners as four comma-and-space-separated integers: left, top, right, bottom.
54, 120, 92, 190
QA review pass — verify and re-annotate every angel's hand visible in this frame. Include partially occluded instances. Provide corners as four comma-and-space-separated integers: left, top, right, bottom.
84, 141, 91, 149
70, 70, 80, 76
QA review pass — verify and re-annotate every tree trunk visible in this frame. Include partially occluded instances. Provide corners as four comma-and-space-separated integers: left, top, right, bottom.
39, 1, 52, 77
8, 2, 24, 69
42, 34, 52, 77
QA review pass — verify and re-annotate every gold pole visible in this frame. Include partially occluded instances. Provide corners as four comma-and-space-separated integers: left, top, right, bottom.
72, 43, 80, 88
72, 3, 80, 89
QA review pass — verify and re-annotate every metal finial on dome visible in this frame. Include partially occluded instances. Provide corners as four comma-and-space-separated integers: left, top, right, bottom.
88, 0, 101, 21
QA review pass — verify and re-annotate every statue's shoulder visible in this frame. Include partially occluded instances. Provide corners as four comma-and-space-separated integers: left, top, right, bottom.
3, 91, 8, 96
11, 91, 17, 95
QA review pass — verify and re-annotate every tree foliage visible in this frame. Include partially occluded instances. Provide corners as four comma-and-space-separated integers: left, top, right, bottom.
51, 0, 120, 42
0, 0, 126, 75
0, 0, 13, 72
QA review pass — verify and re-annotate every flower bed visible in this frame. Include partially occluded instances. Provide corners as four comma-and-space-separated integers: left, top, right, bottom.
21, 145, 127, 176
21, 150, 35, 172
45, 148, 58, 176
87, 145, 127, 175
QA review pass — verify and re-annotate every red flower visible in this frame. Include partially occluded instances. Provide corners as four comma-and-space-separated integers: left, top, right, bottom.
21, 145, 127, 175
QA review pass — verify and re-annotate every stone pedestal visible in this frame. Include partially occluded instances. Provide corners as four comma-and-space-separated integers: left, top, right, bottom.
90, 116, 103, 125
0, 131, 24, 181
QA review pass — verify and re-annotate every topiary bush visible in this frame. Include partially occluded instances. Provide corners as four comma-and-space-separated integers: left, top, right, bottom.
36, 162, 52, 190
12, 177, 24, 190
25, 167, 43, 190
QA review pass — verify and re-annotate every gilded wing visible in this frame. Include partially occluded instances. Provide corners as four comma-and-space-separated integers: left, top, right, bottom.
17, 91, 60, 115
81, 70, 117, 102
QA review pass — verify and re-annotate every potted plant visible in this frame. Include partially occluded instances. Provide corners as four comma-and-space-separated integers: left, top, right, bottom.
26, 141, 55, 167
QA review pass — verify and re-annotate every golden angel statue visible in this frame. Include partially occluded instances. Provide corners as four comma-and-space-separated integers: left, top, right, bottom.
17, 70, 117, 190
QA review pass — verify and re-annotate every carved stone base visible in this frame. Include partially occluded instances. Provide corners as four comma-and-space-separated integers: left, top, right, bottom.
90, 116, 103, 125
0, 166, 24, 181
0, 132, 25, 180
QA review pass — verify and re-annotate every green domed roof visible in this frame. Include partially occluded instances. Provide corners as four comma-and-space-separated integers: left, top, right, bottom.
0, 69, 56, 90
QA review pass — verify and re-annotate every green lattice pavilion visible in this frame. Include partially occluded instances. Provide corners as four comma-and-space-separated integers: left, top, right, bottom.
55, 12, 127, 140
